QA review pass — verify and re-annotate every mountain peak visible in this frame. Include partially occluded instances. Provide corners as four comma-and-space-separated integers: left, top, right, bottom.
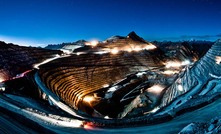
127, 31, 138, 37
127, 31, 146, 43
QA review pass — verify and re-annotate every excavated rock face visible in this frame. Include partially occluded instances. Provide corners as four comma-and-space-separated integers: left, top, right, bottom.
159, 39, 221, 115
0, 41, 62, 81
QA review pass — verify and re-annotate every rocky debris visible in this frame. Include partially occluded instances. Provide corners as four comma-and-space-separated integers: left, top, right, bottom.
118, 94, 151, 118
118, 84, 167, 118
179, 116, 221, 134
179, 123, 208, 134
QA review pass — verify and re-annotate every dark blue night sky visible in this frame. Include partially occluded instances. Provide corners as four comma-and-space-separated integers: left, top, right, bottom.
0, 0, 221, 46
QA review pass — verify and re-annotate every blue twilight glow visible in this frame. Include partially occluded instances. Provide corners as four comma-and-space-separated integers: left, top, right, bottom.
0, 0, 221, 46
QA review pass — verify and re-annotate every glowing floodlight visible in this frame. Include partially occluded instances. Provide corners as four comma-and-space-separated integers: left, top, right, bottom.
85, 40, 99, 47
83, 96, 94, 103
133, 46, 142, 52
102, 84, 109, 88
0, 87, 5, 91
91, 40, 99, 46
104, 116, 110, 119
162, 70, 179, 75
165, 61, 182, 68
94, 51, 108, 55
110, 48, 119, 54
145, 44, 157, 50
178, 84, 183, 91
76, 52, 82, 55
165, 59, 191, 68
150, 107, 160, 113
0, 82, 5, 91
181, 60, 191, 66
136, 72, 146, 77
147, 84, 165, 94
0, 77, 4, 83
126, 48, 133, 52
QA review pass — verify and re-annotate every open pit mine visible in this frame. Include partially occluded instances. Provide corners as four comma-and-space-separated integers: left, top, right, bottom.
0, 32, 221, 133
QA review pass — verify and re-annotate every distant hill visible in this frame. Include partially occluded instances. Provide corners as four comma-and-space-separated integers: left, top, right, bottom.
44, 31, 158, 54
0, 41, 62, 81
45, 40, 87, 51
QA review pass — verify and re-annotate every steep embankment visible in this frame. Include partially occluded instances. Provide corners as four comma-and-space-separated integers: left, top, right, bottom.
0, 41, 62, 82
159, 39, 221, 115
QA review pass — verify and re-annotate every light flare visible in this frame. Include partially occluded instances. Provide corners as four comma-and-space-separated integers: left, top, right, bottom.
76, 52, 83, 55
76, 52, 88, 55
165, 61, 182, 68
126, 48, 133, 52
162, 70, 179, 75
91, 40, 99, 46
107, 86, 118, 92
147, 84, 165, 94
181, 60, 191, 66
84, 122, 94, 130
106, 43, 157, 54
59, 120, 83, 128
94, 51, 108, 55
102, 84, 109, 88
0, 82, 5, 91
178, 84, 183, 91
104, 116, 110, 119
0, 77, 4, 83
133, 46, 142, 52
145, 44, 157, 50
110, 48, 119, 54
150, 107, 160, 113
83, 96, 94, 103
85, 40, 99, 47
165, 60, 191, 68
0, 87, 5, 91
136, 72, 146, 77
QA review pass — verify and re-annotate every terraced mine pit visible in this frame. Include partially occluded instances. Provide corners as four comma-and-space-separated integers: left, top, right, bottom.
37, 51, 169, 118
1, 32, 221, 133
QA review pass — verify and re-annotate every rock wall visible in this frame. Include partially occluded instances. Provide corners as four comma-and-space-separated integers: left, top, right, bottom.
159, 39, 221, 114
